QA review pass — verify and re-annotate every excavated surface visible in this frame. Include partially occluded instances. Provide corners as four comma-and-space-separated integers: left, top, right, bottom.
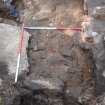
0, 0, 97, 105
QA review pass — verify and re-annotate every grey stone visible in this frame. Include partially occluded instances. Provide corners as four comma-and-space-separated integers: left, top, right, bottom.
86, 0, 105, 16
47, 55, 64, 65
0, 78, 2, 86
0, 23, 29, 76
59, 44, 72, 57
24, 78, 64, 92
92, 6, 105, 19
66, 87, 82, 98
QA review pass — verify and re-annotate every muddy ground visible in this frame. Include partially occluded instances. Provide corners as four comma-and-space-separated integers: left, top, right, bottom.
0, 0, 101, 105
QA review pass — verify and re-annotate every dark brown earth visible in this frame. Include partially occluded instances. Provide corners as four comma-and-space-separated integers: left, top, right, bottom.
0, 0, 98, 105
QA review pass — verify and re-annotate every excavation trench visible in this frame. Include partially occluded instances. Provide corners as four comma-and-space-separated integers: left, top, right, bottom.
0, 0, 101, 105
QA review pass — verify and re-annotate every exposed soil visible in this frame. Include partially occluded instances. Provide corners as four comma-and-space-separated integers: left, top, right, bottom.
0, 0, 97, 105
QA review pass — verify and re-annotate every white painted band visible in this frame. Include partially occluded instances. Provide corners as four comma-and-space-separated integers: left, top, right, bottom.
15, 53, 20, 83
24, 27, 57, 30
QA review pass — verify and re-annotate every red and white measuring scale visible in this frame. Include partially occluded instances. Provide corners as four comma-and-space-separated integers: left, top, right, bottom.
24, 25, 82, 31
15, 24, 24, 83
